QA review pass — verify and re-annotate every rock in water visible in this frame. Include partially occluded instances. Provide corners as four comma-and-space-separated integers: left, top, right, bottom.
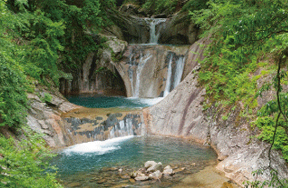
144, 161, 157, 168
149, 170, 162, 180
144, 161, 163, 173
163, 165, 174, 175
134, 172, 149, 181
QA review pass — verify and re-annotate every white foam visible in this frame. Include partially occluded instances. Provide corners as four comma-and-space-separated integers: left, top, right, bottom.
63, 136, 134, 155
127, 97, 164, 106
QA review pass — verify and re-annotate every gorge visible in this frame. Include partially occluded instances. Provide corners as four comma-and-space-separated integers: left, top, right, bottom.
1, 1, 288, 188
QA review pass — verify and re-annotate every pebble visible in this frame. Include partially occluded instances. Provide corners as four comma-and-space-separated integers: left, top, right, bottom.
97, 178, 107, 184
129, 178, 135, 183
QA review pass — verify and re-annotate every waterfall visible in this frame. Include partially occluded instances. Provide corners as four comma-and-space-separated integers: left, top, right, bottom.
128, 50, 152, 98
173, 57, 185, 88
122, 18, 187, 98
164, 55, 186, 97
164, 54, 173, 97
134, 52, 152, 97
144, 18, 167, 44
109, 118, 135, 139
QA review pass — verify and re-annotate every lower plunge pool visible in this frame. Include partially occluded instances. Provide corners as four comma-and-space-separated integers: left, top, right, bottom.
52, 136, 218, 188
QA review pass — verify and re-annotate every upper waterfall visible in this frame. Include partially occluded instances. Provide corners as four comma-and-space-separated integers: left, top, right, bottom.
144, 18, 167, 44
113, 17, 189, 98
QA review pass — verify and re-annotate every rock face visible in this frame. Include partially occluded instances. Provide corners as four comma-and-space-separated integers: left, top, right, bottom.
59, 36, 128, 96
107, 10, 150, 43
143, 38, 288, 186
26, 87, 143, 147
159, 11, 199, 45
61, 107, 143, 143
115, 44, 189, 97
27, 90, 78, 147
60, 10, 199, 96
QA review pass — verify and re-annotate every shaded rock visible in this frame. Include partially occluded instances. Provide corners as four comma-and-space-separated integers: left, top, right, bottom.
107, 9, 150, 43
60, 34, 128, 96
159, 11, 198, 45
148, 170, 162, 180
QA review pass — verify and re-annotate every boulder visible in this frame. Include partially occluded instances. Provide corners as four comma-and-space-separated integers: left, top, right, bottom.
163, 165, 174, 176
144, 161, 163, 173
148, 170, 162, 180
134, 172, 149, 181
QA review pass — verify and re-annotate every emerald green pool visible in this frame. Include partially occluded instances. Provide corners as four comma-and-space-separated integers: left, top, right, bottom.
53, 136, 217, 187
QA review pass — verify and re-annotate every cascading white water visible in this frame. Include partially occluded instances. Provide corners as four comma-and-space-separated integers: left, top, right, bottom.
126, 18, 185, 98
134, 52, 152, 97
128, 50, 152, 98
164, 55, 186, 97
109, 118, 134, 139
164, 54, 173, 97
173, 57, 185, 88
144, 18, 167, 44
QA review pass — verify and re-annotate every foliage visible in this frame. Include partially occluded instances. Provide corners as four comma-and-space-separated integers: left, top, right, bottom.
41, 93, 53, 103
181, 0, 209, 12
0, 129, 62, 188
0, 0, 116, 127
0, 0, 116, 187
244, 169, 288, 187
254, 93, 288, 161
122, 0, 208, 15
191, 0, 288, 186
141, 0, 178, 15
2, 0, 115, 85
0, 0, 29, 127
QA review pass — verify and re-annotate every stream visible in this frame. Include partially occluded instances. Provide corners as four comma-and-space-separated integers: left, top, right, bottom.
53, 18, 238, 188
52, 136, 218, 188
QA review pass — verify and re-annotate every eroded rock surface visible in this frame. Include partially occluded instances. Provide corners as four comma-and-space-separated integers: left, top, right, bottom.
27, 88, 143, 147
27, 90, 78, 147
143, 38, 288, 186
116, 44, 189, 97
159, 11, 199, 45
60, 36, 128, 95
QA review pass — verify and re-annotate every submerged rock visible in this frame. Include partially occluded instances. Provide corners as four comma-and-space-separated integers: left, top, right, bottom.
97, 178, 107, 184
